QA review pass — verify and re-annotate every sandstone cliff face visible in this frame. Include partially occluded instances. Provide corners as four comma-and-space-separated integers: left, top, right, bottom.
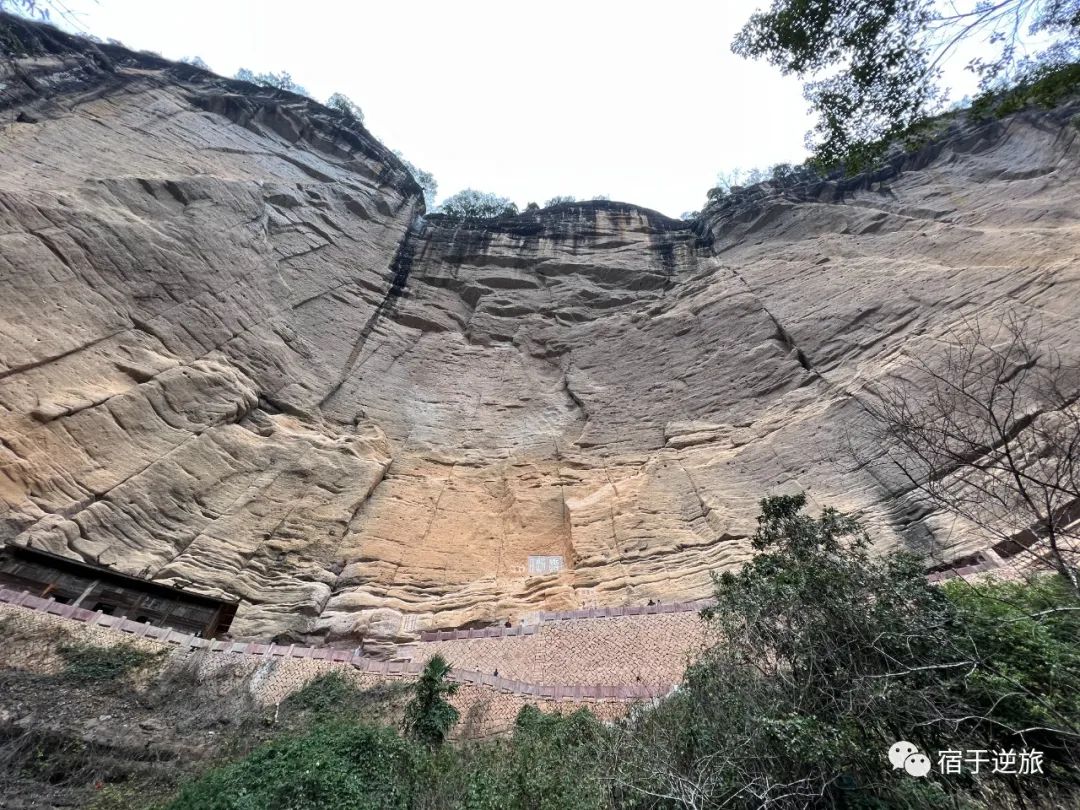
2, 17, 1079, 644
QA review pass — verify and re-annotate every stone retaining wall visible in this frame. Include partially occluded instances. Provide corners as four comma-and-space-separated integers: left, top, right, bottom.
419, 598, 713, 641
2, 545, 1049, 716
0, 600, 629, 738
413, 611, 708, 688
0, 587, 675, 702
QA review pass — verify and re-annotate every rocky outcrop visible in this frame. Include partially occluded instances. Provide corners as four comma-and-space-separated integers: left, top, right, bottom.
2, 15, 1079, 644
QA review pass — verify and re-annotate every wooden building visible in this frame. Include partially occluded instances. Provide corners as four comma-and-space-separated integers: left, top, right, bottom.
0, 544, 237, 638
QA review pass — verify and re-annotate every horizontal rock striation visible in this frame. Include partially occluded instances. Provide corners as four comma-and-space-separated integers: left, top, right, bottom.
2, 14, 1079, 645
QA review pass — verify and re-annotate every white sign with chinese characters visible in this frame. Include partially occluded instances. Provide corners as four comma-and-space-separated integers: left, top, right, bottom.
527, 555, 564, 575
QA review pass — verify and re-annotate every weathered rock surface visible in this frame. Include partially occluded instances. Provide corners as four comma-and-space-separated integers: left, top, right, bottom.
2, 16, 1079, 643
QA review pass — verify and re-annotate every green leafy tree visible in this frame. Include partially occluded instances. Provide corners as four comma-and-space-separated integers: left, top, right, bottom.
705, 162, 824, 204
706, 166, 769, 200
403, 655, 460, 748
943, 575, 1080, 796
723, 166, 768, 190
614, 494, 1080, 808
392, 150, 438, 210
437, 189, 517, 220
733, 1, 1080, 169
234, 68, 309, 97
504, 707, 611, 809
327, 92, 364, 124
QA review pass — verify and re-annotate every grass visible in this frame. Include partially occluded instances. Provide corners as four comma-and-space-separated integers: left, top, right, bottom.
284, 670, 409, 721
58, 642, 163, 683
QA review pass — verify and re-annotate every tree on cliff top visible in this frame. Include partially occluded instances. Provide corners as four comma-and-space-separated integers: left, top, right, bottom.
393, 151, 438, 210
326, 92, 364, 124
234, 68, 310, 97
734, 0, 1080, 169
437, 189, 518, 220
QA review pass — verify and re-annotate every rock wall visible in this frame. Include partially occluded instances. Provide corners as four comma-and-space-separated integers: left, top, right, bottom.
2, 15, 1080, 644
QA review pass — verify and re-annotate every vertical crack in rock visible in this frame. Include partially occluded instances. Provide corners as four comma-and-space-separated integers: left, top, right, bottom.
725, 263, 817, 376
678, 463, 713, 529
561, 361, 590, 447
320, 216, 425, 408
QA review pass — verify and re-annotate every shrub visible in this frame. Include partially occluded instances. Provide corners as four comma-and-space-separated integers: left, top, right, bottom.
178, 56, 209, 71
391, 151, 437, 210
167, 722, 419, 810
615, 495, 959, 807
941, 575, 1080, 796
416, 708, 612, 810
286, 670, 361, 714
613, 496, 1080, 808
504, 707, 610, 809
233, 68, 309, 96
58, 643, 161, 682
284, 670, 406, 722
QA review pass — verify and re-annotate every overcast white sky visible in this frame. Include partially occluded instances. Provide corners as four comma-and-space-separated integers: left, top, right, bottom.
47, 0, 995, 217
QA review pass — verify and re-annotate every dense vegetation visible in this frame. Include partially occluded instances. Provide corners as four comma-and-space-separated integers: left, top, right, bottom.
435, 189, 519, 220
699, 56, 1080, 216
971, 59, 1080, 118
58, 642, 162, 683
233, 68, 310, 97
611, 496, 1079, 808
732, 0, 1080, 170
160, 496, 1078, 809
